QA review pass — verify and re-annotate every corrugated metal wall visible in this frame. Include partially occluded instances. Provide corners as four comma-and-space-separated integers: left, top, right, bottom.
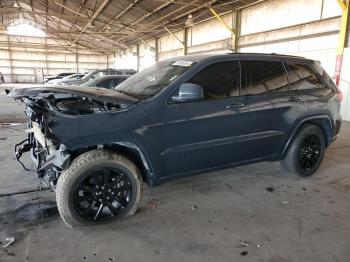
111, 0, 349, 120
0, 34, 108, 83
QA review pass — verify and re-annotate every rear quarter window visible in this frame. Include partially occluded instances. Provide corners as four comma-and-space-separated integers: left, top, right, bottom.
241, 61, 289, 95
286, 63, 323, 91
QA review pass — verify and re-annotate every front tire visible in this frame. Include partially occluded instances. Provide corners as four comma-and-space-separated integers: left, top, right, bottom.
56, 150, 143, 228
281, 124, 325, 177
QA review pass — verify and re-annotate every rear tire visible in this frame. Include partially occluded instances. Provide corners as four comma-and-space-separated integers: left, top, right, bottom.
281, 124, 325, 177
56, 150, 143, 228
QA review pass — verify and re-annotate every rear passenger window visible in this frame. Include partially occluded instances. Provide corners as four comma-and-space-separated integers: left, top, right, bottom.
97, 79, 111, 89
112, 78, 126, 88
286, 64, 322, 91
188, 61, 240, 100
242, 61, 289, 95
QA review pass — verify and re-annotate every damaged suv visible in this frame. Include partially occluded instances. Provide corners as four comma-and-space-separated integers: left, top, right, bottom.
8, 53, 342, 228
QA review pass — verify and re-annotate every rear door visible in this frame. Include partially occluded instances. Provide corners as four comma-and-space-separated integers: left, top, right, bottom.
96, 79, 112, 89
163, 60, 251, 177
285, 62, 333, 108
241, 60, 307, 159
111, 77, 127, 88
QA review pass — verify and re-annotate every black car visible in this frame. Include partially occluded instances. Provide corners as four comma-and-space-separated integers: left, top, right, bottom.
61, 69, 136, 85
81, 75, 129, 89
44, 72, 75, 83
8, 53, 342, 228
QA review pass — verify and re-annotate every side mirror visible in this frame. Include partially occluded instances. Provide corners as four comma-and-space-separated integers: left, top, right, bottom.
172, 83, 204, 103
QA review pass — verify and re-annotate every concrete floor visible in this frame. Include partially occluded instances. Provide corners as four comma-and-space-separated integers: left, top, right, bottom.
1, 85, 350, 262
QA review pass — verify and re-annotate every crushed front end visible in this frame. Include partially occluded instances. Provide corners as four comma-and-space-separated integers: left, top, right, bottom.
8, 85, 137, 188
14, 96, 71, 186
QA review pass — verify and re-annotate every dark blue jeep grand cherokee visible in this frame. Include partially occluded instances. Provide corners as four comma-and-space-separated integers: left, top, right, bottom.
9, 53, 342, 228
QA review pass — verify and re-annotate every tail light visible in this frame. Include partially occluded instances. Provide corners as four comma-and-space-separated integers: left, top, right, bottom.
337, 91, 343, 102
335, 86, 343, 102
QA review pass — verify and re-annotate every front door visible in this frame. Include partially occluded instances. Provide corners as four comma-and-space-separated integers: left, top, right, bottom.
162, 60, 250, 177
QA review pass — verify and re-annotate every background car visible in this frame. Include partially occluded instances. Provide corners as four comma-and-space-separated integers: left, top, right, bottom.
44, 72, 75, 83
46, 73, 86, 85
81, 75, 130, 89
60, 69, 136, 85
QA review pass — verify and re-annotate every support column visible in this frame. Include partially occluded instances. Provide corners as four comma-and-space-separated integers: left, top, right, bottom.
183, 27, 188, 55
6, 35, 14, 83
209, 8, 236, 51
75, 44, 79, 73
155, 37, 159, 62
45, 37, 48, 75
334, 0, 349, 86
136, 44, 140, 71
164, 26, 186, 55
233, 8, 241, 52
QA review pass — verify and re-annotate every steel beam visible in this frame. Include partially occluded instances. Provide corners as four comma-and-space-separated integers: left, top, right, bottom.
72, 0, 111, 44
209, 7, 236, 50
334, 0, 349, 86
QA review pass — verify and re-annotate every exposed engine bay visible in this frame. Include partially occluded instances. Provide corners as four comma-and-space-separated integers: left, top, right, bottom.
7, 85, 138, 187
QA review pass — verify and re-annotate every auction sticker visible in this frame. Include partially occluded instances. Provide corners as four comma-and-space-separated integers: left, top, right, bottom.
172, 61, 194, 67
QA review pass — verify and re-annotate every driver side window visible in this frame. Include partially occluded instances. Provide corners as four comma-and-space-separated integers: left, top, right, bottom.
187, 61, 240, 100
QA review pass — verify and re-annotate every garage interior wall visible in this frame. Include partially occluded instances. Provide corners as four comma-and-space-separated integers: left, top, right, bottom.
111, 0, 349, 120
0, 0, 349, 120
0, 34, 108, 83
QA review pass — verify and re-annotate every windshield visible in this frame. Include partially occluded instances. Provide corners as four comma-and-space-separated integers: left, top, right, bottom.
81, 71, 96, 80
115, 60, 196, 99
81, 78, 98, 87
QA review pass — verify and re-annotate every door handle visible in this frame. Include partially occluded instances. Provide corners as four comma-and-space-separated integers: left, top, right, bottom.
226, 103, 245, 109
289, 96, 302, 101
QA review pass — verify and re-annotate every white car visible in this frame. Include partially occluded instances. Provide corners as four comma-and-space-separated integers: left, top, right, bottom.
46, 74, 85, 85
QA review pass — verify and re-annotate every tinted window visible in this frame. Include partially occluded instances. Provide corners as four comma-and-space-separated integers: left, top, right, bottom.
187, 61, 240, 100
286, 64, 322, 91
96, 79, 111, 89
112, 78, 126, 88
242, 61, 288, 95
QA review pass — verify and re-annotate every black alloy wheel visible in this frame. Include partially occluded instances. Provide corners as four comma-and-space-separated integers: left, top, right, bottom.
73, 167, 132, 222
298, 134, 322, 172
280, 124, 325, 177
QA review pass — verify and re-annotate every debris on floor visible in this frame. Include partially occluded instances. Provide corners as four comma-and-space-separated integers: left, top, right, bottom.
191, 204, 198, 210
146, 198, 159, 209
282, 200, 290, 204
236, 240, 249, 248
266, 186, 275, 192
240, 251, 248, 256
0, 237, 15, 248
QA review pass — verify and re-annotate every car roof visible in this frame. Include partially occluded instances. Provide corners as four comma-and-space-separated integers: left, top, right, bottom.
93, 75, 130, 81
162, 52, 313, 64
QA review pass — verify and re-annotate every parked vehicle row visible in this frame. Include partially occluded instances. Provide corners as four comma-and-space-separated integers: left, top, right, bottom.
44, 72, 75, 83
46, 73, 86, 85
8, 53, 342, 228
45, 69, 136, 89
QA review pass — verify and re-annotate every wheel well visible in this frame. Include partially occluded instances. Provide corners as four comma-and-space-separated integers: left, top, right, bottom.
282, 117, 333, 157
305, 118, 333, 146
69, 144, 152, 185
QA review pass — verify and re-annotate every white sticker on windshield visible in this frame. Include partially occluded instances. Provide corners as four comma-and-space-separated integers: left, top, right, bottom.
172, 61, 194, 67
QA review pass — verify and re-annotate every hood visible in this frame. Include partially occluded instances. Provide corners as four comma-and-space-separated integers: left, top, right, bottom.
7, 85, 138, 104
